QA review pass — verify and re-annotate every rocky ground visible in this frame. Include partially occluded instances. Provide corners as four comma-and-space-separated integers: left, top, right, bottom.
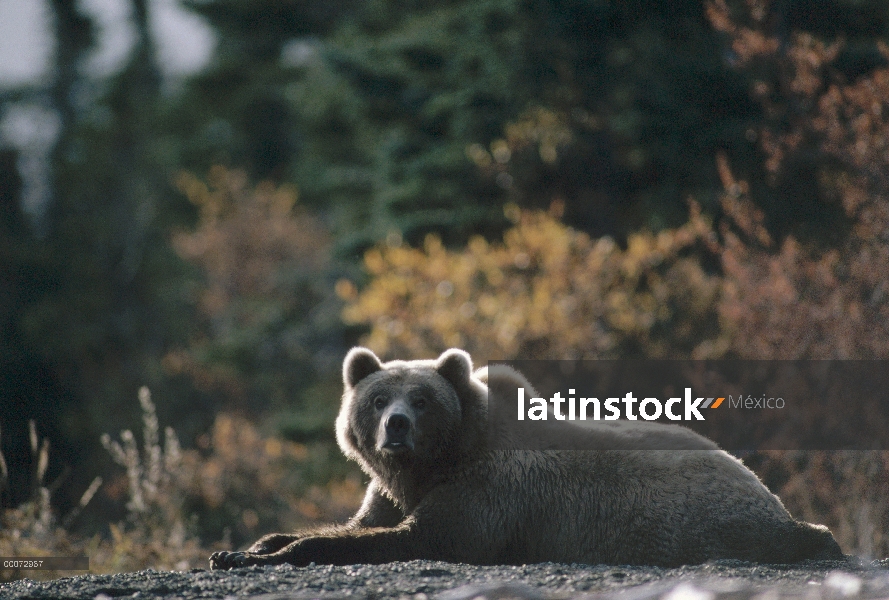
2, 559, 889, 599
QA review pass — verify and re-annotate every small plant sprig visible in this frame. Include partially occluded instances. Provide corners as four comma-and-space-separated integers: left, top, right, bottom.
100, 387, 183, 521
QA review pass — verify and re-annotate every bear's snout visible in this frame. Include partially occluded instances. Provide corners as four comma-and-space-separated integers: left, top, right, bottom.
381, 411, 414, 453
386, 413, 410, 436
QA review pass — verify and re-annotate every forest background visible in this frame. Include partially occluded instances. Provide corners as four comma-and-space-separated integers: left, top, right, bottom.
2, 0, 889, 580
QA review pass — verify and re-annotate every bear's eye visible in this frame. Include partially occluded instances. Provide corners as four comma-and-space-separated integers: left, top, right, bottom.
373, 396, 386, 410
413, 398, 426, 410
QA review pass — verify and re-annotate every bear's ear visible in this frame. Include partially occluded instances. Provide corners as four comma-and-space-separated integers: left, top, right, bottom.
344, 347, 383, 389
435, 348, 473, 388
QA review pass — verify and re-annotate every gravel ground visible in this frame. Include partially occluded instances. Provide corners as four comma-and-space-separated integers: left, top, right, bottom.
2, 558, 889, 600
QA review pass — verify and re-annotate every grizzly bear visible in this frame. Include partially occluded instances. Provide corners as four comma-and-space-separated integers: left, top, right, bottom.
209, 347, 843, 570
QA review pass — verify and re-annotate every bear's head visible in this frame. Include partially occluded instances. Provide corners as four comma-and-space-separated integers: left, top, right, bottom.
335, 347, 487, 481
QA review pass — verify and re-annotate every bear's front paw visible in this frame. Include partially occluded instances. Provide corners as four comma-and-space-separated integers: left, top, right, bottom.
209, 550, 260, 570
248, 533, 301, 555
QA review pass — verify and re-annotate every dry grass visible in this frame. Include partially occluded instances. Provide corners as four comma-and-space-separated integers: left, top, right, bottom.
0, 388, 363, 582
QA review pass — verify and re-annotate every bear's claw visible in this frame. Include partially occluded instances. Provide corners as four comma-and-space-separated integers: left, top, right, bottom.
209, 550, 253, 570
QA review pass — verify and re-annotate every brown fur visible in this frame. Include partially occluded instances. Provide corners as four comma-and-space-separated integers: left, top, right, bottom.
209, 348, 843, 569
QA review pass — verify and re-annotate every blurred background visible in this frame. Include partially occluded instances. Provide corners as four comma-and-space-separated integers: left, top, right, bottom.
2, 0, 889, 579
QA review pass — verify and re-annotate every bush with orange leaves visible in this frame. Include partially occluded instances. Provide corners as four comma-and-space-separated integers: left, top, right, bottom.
709, 0, 889, 361
341, 204, 724, 362
707, 0, 889, 559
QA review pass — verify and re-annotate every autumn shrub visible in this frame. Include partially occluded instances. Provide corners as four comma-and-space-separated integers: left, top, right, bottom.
708, 0, 889, 360
341, 204, 725, 362
711, 0, 889, 558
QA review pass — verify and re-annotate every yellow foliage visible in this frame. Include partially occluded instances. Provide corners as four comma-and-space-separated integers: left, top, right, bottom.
344, 207, 724, 361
